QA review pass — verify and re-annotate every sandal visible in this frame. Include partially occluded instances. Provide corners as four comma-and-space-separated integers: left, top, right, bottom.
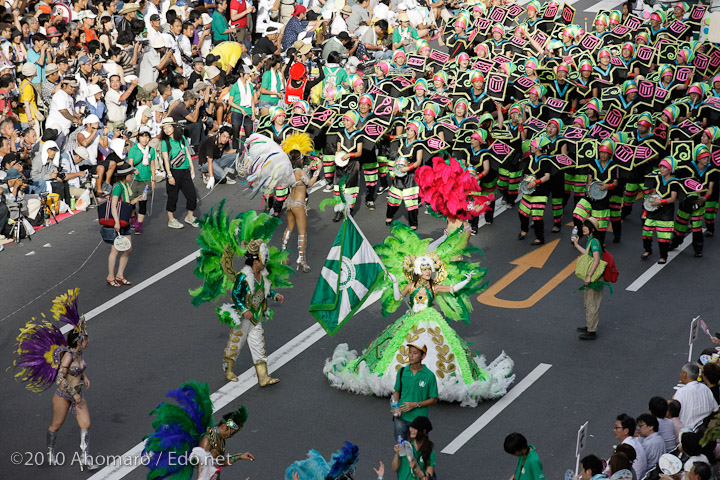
657, 258, 667, 265
531, 239, 545, 245
106, 278, 121, 287
641, 252, 651, 261
115, 277, 132, 286
517, 232, 527, 240
551, 226, 561, 233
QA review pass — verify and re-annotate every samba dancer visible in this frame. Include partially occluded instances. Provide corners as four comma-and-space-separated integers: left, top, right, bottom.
12, 289, 100, 471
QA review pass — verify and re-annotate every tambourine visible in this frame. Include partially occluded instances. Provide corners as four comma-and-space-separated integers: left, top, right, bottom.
519, 174, 537, 195
643, 194, 661, 212
334, 151, 349, 167
587, 181, 608, 200
393, 157, 409, 177
114, 235, 131, 252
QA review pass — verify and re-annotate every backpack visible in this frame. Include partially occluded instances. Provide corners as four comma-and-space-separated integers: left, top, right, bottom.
602, 249, 619, 283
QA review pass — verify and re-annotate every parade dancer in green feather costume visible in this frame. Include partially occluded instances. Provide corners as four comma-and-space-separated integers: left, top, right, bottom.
324, 224, 515, 407
143, 381, 254, 480
190, 202, 294, 386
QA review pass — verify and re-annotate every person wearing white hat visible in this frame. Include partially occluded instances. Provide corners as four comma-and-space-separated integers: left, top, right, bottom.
60, 145, 91, 201
85, 83, 106, 121
196, 12, 214, 57
77, 114, 113, 196
138, 34, 177, 86
46, 78, 81, 143
18, 63, 41, 136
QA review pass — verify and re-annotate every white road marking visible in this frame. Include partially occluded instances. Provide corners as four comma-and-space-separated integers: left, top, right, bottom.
476, 195, 522, 229
307, 178, 328, 194
441, 363, 552, 455
626, 234, 693, 292
60, 250, 200, 334
87, 323, 328, 480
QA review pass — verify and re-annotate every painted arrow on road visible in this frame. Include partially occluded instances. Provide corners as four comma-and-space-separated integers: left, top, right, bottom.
478, 239, 576, 309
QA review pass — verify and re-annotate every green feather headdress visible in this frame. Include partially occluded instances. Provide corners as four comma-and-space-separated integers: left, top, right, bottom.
374, 222, 487, 324
189, 201, 293, 306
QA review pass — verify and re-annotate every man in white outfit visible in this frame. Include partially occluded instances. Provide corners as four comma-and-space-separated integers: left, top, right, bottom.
222, 239, 285, 387
674, 363, 718, 430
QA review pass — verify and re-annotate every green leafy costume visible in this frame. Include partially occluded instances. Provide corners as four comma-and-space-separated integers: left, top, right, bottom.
324, 224, 515, 407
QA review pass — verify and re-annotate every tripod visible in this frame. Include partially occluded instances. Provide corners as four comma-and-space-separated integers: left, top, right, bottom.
39, 193, 59, 225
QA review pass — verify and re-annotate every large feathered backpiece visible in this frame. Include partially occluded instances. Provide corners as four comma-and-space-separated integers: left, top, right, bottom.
189, 202, 294, 306
285, 441, 360, 480
415, 157, 493, 221
11, 288, 85, 392
240, 133, 294, 198
374, 223, 487, 324
143, 382, 214, 480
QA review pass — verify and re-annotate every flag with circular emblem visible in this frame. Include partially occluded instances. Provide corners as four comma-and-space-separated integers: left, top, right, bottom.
310, 215, 385, 336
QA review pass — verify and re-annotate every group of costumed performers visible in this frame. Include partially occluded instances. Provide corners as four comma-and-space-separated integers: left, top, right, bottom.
190, 204, 294, 385
232, 0, 720, 268
143, 381, 254, 480
12, 289, 100, 471
325, 159, 515, 407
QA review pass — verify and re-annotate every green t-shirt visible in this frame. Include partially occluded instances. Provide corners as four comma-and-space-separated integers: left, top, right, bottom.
212, 10, 229, 42
161, 137, 190, 170
586, 236, 602, 257
397, 442, 435, 480
128, 143, 156, 181
112, 182, 130, 202
392, 27, 419, 51
514, 446, 545, 480
260, 69, 282, 104
229, 80, 254, 115
394, 365, 438, 422
322, 64, 348, 91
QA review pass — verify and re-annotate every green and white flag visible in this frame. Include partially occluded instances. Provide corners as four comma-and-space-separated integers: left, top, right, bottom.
310, 215, 385, 336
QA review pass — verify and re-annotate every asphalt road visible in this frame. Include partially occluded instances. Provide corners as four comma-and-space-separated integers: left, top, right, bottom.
3, 3, 719, 479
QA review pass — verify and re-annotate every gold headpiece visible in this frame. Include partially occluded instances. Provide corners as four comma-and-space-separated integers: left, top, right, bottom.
402, 253, 446, 283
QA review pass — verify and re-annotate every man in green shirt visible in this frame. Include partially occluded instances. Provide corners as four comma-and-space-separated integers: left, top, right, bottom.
393, 343, 439, 441
504, 433, 546, 480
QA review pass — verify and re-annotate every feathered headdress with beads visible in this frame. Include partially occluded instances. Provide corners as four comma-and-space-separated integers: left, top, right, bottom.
11, 289, 85, 392
189, 201, 294, 306
374, 223, 487, 324
143, 382, 215, 480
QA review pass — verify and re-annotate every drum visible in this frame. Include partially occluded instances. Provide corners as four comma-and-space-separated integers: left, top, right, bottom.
587, 181, 608, 200
643, 194, 660, 212
519, 174, 537, 195
393, 157, 409, 177
334, 151, 349, 167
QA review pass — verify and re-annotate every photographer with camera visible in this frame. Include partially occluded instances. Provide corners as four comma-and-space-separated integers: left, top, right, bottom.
31, 140, 72, 207
2, 153, 46, 196
59, 146, 92, 205
168, 90, 206, 148
138, 36, 178, 86
75, 55, 102, 105
46, 78, 82, 145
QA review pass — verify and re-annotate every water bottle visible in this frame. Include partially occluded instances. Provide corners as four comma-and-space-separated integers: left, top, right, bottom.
391, 398, 400, 417
571, 226, 578, 242
141, 185, 149, 201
